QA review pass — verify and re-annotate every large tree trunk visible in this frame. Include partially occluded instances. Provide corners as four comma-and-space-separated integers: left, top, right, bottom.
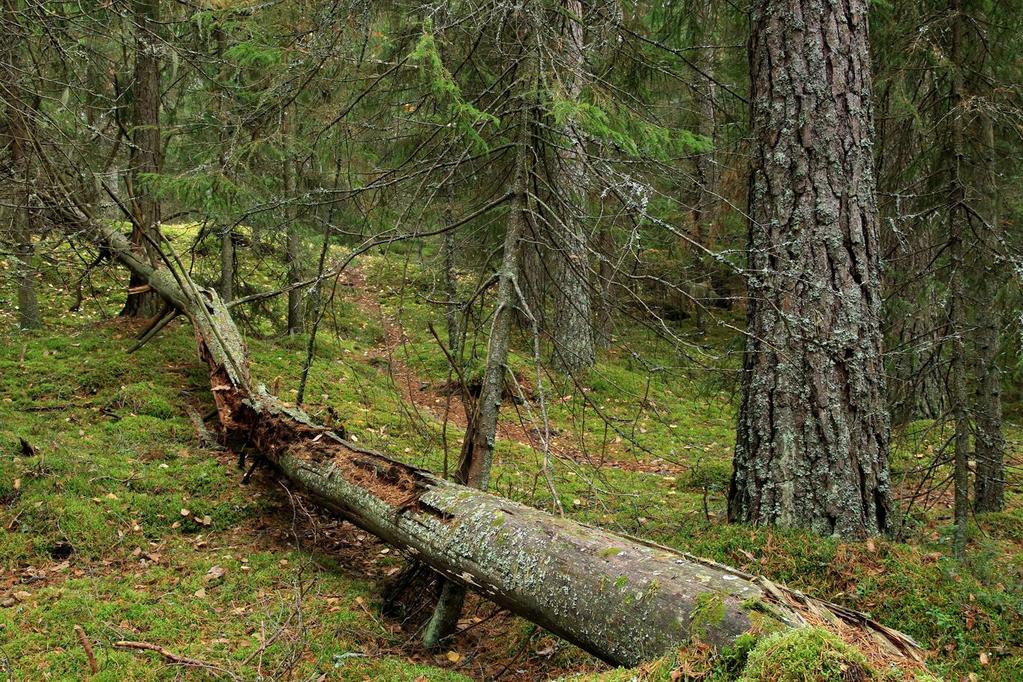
729, 0, 892, 537
121, 0, 164, 318
77, 211, 925, 669
550, 0, 595, 374
962, 2, 1005, 515
2, 0, 40, 329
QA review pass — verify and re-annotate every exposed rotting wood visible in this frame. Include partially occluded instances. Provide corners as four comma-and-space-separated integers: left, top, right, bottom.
88, 219, 927, 669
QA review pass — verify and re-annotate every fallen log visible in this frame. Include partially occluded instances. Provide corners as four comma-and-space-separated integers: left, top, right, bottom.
89, 221, 925, 669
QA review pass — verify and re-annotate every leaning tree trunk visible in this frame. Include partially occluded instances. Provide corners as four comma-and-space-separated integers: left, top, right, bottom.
729, 0, 892, 537
2, 0, 40, 330
77, 208, 925, 669
121, 0, 164, 318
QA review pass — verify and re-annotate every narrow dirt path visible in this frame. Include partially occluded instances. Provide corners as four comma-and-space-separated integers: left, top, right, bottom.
341, 267, 690, 478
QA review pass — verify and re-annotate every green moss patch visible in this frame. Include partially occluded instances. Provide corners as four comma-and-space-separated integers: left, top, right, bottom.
738, 628, 872, 682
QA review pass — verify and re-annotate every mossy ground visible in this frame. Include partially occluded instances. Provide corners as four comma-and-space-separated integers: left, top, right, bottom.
0, 229, 1020, 680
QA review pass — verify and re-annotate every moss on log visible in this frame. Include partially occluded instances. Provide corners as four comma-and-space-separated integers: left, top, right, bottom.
90, 219, 926, 668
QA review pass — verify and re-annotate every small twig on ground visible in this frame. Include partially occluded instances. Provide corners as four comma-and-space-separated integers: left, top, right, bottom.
113, 641, 238, 679
114, 640, 207, 666
74, 625, 98, 675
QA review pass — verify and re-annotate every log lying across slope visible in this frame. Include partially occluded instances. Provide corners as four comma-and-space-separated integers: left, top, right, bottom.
92, 222, 925, 668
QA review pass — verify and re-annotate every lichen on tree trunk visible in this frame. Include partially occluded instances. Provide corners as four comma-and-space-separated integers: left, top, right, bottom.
84, 213, 925, 670
729, 0, 892, 538
550, 0, 595, 374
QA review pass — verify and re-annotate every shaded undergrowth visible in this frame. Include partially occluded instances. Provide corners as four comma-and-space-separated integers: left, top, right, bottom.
0, 236, 1019, 680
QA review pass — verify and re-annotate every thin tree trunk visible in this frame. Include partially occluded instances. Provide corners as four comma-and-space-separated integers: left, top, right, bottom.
2, 0, 40, 329
729, 0, 892, 537
423, 88, 532, 648
594, 223, 614, 348
284, 105, 303, 335
214, 26, 234, 303
121, 0, 164, 318
972, 114, 1005, 513
551, 0, 594, 373
948, 0, 971, 558
442, 207, 459, 359
689, 5, 719, 333
949, 223, 970, 557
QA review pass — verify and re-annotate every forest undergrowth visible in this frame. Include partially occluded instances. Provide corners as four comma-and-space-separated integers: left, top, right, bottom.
0, 240, 1020, 680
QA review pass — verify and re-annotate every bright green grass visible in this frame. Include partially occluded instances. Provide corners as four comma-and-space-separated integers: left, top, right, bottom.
0, 323, 473, 680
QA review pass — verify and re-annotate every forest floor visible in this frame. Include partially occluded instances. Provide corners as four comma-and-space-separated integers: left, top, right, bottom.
0, 233, 1021, 680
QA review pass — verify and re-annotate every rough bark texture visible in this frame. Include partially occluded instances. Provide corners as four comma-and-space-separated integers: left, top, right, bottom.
81, 212, 925, 669
551, 0, 595, 374
972, 295, 1005, 513
729, 0, 892, 537
2, 0, 40, 329
121, 0, 164, 318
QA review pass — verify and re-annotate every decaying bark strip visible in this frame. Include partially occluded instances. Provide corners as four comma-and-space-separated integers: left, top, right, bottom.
87, 219, 926, 669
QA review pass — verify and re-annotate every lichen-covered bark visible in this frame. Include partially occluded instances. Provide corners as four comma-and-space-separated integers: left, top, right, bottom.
730, 0, 892, 537
121, 0, 164, 318
88, 216, 924, 668
551, 0, 595, 374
